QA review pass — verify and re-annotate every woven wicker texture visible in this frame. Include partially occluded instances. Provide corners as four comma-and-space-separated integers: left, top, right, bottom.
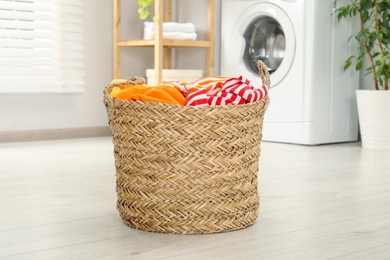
104, 61, 270, 234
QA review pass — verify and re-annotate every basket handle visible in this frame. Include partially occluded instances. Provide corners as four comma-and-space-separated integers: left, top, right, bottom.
256, 60, 271, 88
103, 76, 146, 106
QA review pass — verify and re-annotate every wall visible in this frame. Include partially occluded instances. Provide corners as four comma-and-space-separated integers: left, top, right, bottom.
0, 0, 220, 135
0, 0, 113, 133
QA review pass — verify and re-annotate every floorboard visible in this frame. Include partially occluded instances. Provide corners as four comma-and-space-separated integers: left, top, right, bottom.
1, 137, 389, 259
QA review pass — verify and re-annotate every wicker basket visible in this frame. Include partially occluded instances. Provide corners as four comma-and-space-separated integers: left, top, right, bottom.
104, 61, 270, 234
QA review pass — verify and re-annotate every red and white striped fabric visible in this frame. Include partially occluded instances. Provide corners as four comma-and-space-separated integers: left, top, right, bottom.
186, 81, 225, 107
163, 76, 229, 105
161, 81, 199, 97
193, 76, 230, 89
187, 76, 268, 106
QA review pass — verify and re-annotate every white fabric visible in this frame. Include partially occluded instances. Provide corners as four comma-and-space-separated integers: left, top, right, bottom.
144, 21, 196, 33
144, 31, 197, 40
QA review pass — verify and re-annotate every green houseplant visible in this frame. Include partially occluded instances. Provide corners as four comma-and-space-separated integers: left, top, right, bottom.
334, 0, 390, 150
138, 0, 154, 20
334, 0, 389, 90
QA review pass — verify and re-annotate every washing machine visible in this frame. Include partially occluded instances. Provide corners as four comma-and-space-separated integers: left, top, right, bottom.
221, 0, 359, 145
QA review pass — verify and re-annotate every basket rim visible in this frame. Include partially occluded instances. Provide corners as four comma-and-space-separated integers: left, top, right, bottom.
104, 84, 269, 111
104, 60, 271, 111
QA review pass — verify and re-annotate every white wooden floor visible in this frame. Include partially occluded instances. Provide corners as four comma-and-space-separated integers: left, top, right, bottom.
1, 137, 389, 260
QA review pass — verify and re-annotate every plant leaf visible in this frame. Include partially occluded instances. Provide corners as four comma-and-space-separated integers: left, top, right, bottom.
344, 60, 352, 71
356, 61, 363, 70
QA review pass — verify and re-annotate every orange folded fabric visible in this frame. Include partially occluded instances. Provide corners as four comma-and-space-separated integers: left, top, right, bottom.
159, 86, 186, 105
111, 84, 186, 106
115, 86, 151, 99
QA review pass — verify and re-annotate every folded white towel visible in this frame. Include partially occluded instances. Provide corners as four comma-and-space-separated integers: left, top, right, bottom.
144, 31, 197, 40
144, 21, 196, 33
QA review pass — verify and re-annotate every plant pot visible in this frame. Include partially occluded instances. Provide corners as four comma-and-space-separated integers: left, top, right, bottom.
356, 90, 390, 150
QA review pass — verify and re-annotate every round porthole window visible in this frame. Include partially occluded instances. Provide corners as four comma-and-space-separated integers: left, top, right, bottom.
243, 16, 286, 75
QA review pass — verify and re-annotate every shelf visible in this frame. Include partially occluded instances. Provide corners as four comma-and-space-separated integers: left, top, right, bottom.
113, 0, 215, 84
117, 39, 211, 48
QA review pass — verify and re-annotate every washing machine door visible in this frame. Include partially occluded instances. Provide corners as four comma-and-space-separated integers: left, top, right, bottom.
244, 17, 285, 75
238, 3, 295, 88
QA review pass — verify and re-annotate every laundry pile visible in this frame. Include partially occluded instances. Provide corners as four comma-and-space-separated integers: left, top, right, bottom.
110, 76, 268, 107
143, 22, 197, 40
